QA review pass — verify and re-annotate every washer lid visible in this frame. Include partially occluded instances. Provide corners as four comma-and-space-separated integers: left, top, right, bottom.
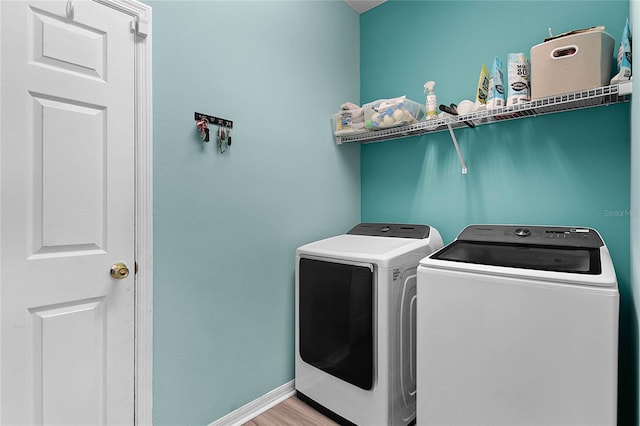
431, 240, 601, 274
455, 224, 603, 248
432, 225, 604, 274
422, 225, 617, 287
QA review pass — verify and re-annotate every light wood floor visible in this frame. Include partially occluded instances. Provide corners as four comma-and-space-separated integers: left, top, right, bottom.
243, 395, 339, 426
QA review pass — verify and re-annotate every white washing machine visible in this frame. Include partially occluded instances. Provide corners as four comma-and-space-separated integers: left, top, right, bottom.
295, 223, 443, 426
416, 224, 619, 426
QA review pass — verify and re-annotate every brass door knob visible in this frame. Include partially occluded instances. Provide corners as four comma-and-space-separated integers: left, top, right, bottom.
110, 262, 130, 279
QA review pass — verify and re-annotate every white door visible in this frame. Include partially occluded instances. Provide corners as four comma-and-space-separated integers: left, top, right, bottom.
0, 1, 136, 424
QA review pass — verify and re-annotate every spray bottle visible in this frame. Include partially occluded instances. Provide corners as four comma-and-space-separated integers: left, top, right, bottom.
424, 81, 437, 120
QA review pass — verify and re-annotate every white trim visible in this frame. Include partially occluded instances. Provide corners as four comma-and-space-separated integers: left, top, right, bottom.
97, 1, 153, 425
208, 381, 296, 426
132, 4, 153, 426
0, 1, 4, 419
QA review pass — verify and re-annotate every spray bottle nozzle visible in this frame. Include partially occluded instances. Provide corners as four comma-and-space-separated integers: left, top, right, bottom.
424, 81, 436, 94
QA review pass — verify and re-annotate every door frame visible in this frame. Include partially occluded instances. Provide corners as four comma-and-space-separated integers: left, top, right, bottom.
0, 0, 153, 423
102, 1, 153, 424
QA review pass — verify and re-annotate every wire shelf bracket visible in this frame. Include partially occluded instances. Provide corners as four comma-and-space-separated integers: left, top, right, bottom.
447, 123, 467, 174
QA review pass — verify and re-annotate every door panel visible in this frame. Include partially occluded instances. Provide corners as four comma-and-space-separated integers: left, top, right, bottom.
31, 7, 106, 80
33, 94, 106, 254
1, 1, 136, 424
30, 298, 107, 426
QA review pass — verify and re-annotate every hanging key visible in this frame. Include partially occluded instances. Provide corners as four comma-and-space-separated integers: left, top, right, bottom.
196, 118, 210, 142
226, 127, 231, 147
218, 125, 226, 154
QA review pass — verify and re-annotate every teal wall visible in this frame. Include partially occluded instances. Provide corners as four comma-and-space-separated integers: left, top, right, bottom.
360, 0, 635, 423
148, 1, 360, 424
146, 0, 636, 424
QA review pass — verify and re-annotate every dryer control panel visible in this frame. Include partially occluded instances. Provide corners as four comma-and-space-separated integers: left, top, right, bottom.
457, 225, 604, 248
348, 223, 431, 239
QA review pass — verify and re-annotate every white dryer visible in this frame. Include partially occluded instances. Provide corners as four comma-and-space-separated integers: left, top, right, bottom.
416, 224, 619, 426
295, 223, 443, 426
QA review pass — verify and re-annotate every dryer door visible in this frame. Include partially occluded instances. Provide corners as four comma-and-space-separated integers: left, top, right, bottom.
298, 258, 374, 390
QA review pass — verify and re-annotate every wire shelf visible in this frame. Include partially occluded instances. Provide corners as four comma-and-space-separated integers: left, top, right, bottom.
335, 82, 632, 145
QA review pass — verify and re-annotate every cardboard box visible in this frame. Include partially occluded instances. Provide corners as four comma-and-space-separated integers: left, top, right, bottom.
530, 29, 614, 99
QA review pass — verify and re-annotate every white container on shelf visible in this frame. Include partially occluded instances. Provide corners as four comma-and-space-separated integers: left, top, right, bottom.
530, 29, 614, 99
364, 96, 425, 130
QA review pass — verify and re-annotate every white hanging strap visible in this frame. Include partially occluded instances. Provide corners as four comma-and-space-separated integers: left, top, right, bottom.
447, 123, 468, 174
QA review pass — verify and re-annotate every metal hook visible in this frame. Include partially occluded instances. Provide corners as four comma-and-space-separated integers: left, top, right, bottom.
66, 0, 75, 20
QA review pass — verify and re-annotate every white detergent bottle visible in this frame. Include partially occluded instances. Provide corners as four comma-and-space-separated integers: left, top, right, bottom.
424, 81, 437, 120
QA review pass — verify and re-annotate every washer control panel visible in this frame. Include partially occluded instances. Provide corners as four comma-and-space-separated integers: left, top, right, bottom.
457, 224, 603, 248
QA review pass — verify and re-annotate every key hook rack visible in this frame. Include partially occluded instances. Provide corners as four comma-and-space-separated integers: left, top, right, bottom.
195, 112, 233, 129
195, 112, 233, 154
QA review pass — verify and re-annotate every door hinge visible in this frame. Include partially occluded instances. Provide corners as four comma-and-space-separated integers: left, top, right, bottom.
135, 261, 139, 275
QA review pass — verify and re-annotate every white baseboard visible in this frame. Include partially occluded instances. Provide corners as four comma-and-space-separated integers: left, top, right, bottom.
208, 380, 296, 426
